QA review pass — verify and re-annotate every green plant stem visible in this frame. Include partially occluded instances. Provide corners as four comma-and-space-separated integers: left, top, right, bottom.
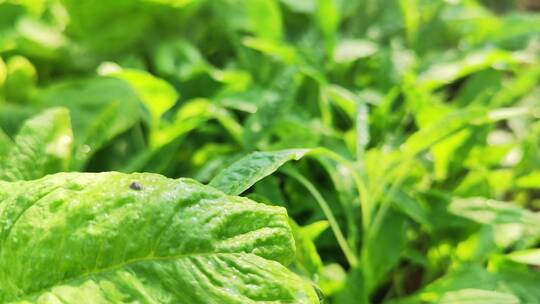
282, 167, 359, 268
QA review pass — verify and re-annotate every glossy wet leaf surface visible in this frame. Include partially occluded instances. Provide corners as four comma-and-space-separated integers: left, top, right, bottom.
0, 172, 318, 303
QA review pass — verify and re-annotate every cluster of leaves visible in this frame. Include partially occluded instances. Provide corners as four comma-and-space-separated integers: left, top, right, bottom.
1, 0, 539, 303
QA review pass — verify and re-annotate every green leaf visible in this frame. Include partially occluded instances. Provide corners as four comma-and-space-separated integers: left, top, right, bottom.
334, 267, 369, 304
448, 197, 540, 236
438, 289, 519, 304
107, 69, 178, 126
4, 55, 36, 103
402, 108, 488, 157
302, 220, 329, 241
318, 263, 346, 297
324, 84, 357, 118
314, 155, 359, 250
362, 208, 407, 292
242, 37, 298, 64
413, 101, 475, 180
290, 220, 324, 277
516, 172, 540, 189
506, 249, 540, 266
280, 0, 315, 13
315, 0, 340, 53
333, 39, 378, 63
60, 0, 155, 56
398, 0, 421, 46
15, 17, 68, 60
449, 198, 539, 227
0, 56, 7, 96
387, 189, 430, 227
420, 265, 499, 301
282, 167, 358, 267
151, 98, 242, 148
153, 39, 210, 79
36, 77, 141, 168
0, 172, 319, 303
355, 98, 370, 159
242, 69, 299, 149
0, 103, 37, 136
431, 129, 471, 180
417, 48, 520, 91
0, 107, 72, 181
144, 0, 195, 7
267, 116, 321, 150
419, 265, 540, 303
210, 149, 309, 195
244, 0, 283, 41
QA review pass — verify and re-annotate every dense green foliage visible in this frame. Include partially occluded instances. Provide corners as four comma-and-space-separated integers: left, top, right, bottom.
0, 0, 539, 303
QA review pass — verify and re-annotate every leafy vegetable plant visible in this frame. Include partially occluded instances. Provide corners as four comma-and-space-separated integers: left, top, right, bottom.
1, 0, 539, 303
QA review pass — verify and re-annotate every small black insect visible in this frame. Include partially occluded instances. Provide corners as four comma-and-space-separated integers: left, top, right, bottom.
130, 182, 142, 191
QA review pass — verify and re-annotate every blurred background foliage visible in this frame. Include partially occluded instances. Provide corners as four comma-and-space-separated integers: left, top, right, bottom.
0, 0, 539, 303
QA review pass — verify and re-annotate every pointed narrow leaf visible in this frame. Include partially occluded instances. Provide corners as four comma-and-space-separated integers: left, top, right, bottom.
333, 39, 378, 63
449, 197, 540, 236
363, 208, 407, 292
507, 249, 540, 266
387, 189, 430, 227
315, 0, 340, 53
419, 265, 540, 303
402, 108, 487, 157
210, 149, 309, 195
439, 289, 519, 304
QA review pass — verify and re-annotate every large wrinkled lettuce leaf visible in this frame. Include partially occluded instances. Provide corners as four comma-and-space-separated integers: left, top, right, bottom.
0, 172, 318, 303
0, 107, 72, 181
